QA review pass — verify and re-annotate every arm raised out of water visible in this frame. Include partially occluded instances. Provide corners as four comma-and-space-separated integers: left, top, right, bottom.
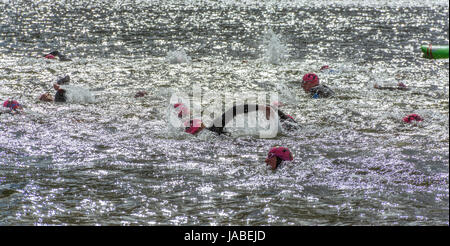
207, 104, 293, 134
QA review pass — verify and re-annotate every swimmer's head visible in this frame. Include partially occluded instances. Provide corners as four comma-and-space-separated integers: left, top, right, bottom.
49, 51, 60, 56
403, 114, 423, 123
3, 99, 22, 111
184, 119, 204, 135
174, 103, 190, 118
44, 51, 59, 59
53, 83, 61, 91
265, 146, 293, 170
39, 93, 53, 102
320, 65, 329, 71
301, 73, 319, 92
44, 54, 56, 59
398, 82, 407, 88
135, 91, 147, 98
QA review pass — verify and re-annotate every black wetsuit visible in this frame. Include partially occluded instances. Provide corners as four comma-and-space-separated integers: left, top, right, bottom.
54, 89, 66, 102
374, 85, 410, 91
309, 84, 334, 98
57, 75, 70, 85
48, 51, 72, 61
206, 104, 296, 135
53, 75, 70, 102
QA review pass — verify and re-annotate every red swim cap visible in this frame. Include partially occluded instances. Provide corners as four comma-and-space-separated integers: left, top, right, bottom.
320, 65, 329, 71
403, 114, 423, 123
267, 147, 293, 161
3, 99, 21, 110
266, 147, 293, 169
397, 82, 407, 88
302, 73, 319, 84
174, 103, 190, 118
184, 119, 203, 135
174, 103, 183, 108
44, 54, 56, 59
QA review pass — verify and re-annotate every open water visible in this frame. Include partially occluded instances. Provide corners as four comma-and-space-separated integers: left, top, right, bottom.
0, 0, 448, 225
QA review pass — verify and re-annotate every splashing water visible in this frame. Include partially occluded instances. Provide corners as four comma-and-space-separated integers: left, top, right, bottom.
165, 49, 192, 64
63, 85, 96, 104
263, 29, 289, 65
275, 83, 301, 105
0, 0, 448, 226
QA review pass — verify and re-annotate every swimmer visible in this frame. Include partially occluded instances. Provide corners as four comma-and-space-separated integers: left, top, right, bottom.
301, 73, 334, 98
319, 65, 339, 74
39, 92, 53, 102
374, 82, 410, 91
135, 91, 148, 98
178, 104, 298, 135
53, 75, 71, 102
2, 99, 23, 114
43, 51, 71, 61
265, 146, 294, 170
374, 82, 445, 98
39, 75, 70, 102
403, 114, 423, 123
46, 85, 67, 102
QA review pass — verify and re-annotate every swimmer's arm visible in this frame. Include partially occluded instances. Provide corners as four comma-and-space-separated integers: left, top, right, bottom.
208, 104, 271, 134
218, 104, 271, 125
277, 109, 296, 123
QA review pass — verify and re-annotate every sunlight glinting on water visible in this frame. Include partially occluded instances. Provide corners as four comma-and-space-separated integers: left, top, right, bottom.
0, 0, 448, 225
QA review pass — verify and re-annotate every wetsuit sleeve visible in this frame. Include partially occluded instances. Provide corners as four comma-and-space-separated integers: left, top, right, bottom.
207, 104, 264, 135
54, 89, 66, 102
277, 109, 296, 123
57, 75, 70, 85
310, 85, 334, 98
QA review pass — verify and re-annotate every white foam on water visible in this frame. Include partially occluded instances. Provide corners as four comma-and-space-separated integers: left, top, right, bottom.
61, 85, 96, 104
274, 82, 300, 105
165, 49, 192, 64
222, 108, 282, 138
262, 29, 289, 65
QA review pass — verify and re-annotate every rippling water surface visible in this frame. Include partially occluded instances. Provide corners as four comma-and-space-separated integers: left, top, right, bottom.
0, 0, 448, 225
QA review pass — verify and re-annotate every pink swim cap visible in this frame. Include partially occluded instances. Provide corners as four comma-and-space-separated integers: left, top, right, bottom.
184, 119, 203, 135
3, 99, 21, 110
398, 82, 407, 88
267, 147, 293, 161
403, 114, 423, 123
302, 73, 319, 84
44, 54, 56, 59
174, 103, 190, 118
